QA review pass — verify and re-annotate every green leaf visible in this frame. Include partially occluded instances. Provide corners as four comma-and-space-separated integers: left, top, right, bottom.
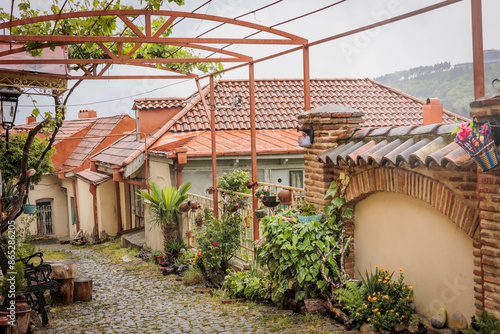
341, 208, 353, 219
297, 290, 306, 301
331, 197, 346, 209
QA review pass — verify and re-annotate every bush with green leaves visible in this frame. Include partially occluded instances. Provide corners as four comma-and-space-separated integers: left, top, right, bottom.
217, 170, 251, 194
1, 262, 26, 304
347, 267, 414, 331
257, 176, 352, 304
195, 210, 242, 283
461, 310, 500, 334
223, 271, 271, 301
257, 215, 349, 303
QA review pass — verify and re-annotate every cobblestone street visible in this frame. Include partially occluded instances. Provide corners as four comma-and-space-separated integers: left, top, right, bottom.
38, 245, 345, 334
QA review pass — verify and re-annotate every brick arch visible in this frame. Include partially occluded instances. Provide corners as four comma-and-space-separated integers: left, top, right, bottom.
345, 168, 479, 237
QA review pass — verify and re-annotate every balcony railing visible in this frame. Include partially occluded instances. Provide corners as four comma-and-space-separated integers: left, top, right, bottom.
185, 182, 305, 261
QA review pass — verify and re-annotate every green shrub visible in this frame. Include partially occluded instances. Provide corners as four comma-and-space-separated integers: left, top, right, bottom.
461, 310, 500, 334
350, 267, 414, 331
223, 271, 271, 301
257, 214, 348, 303
164, 239, 186, 258
335, 281, 362, 309
217, 170, 251, 194
195, 210, 242, 283
182, 267, 204, 286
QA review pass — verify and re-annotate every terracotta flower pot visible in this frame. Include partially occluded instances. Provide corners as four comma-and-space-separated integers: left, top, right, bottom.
190, 201, 201, 210
278, 189, 293, 205
179, 201, 190, 212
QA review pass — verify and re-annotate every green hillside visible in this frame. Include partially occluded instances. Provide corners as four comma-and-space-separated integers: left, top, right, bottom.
374, 62, 500, 118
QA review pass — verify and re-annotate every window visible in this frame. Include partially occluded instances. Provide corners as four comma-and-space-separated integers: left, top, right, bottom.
289, 170, 304, 188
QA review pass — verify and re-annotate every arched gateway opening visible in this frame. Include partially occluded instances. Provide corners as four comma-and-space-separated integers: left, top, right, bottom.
354, 192, 475, 320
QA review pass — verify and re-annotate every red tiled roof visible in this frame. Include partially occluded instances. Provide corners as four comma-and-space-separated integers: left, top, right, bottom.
76, 169, 112, 185
14, 118, 96, 143
150, 129, 303, 158
92, 134, 145, 167
64, 115, 126, 167
165, 78, 468, 132
134, 98, 186, 110
318, 123, 473, 169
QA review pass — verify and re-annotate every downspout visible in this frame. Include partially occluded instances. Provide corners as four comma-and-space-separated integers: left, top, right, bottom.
175, 148, 187, 189
59, 173, 80, 232
115, 182, 122, 233
89, 182, 98, 242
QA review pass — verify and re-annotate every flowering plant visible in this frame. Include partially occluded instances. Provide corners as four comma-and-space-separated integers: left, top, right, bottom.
255, 186, 270, 200
348, 267, 414, 331
453, 121, 492, 153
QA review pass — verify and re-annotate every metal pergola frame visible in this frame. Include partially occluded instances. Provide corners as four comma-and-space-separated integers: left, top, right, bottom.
0, 0, 486, 240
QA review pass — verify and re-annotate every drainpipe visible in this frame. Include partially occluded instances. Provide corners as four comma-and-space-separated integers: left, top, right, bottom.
175, 148, 187, 189
59, 173, 80, 232
116, 182, 122, 233
89, 182, 99, 242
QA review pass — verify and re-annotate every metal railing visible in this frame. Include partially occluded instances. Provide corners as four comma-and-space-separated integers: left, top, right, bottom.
185, 182, 305, 261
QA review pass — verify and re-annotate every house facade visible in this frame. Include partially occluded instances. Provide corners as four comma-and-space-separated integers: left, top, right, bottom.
14, 111, 136, 239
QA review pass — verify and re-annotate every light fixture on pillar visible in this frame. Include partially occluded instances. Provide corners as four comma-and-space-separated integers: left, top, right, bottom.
0, 85, 21, 142
297, 126, 314, 147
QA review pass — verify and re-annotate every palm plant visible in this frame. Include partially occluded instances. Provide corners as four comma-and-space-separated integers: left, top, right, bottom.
138, 181, 192, 256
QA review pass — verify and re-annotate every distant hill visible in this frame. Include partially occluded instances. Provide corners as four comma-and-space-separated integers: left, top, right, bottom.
373, 61, 500, 118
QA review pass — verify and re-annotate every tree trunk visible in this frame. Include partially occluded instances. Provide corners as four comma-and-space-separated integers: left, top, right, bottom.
74, 278, 93, 302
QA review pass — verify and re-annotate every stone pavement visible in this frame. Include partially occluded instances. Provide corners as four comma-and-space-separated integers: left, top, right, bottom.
38, 245, 345, 334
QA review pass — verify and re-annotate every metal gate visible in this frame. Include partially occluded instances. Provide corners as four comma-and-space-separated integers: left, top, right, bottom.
36, 201, 54, 236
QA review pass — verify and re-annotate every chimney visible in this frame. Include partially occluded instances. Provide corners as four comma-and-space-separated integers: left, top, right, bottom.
422, 98, 443, 125
78, 109, 97, 119
26, 115, 37, 124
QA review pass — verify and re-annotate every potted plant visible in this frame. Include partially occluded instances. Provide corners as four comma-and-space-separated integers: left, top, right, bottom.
0, 262, 31, 334
255, 186, 271, 201
150, 250, 165, 264
454, 121, 499, 171
298, 201, 322, 223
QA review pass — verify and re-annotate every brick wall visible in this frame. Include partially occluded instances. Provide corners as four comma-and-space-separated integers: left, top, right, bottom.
471, 95, 500, 317
298, 102, 498, 316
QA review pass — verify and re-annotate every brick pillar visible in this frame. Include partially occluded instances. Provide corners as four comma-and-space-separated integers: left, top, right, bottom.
298, 104, 363, 279
298, 104, 363, 208
471, 95, 500, 316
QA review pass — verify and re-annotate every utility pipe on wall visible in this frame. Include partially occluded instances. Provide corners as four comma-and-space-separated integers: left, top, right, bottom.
89, 182, 98, 242
59, 174, 80, 233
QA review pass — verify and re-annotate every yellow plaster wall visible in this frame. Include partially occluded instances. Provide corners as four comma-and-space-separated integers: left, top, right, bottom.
21, 174, 68, 238
76, 178, 94, 238
96, 180, 118, 237
145, 160, 172, 251
354, 192, 475, 321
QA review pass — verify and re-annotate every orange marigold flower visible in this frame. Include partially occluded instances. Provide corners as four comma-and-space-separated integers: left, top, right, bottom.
377, 312, 381, 315
409, 286, 413, 289
378, 279, 382, 282
377, 292, 380, 295
399, 268, 403, 271
373, 308, 379, 312
375, 265, 379, 268
385, 276, 390, 280
391, 310, 394, 313
402, 315, 405, 318
356, 313, 360, 316
372, 297, 377, 301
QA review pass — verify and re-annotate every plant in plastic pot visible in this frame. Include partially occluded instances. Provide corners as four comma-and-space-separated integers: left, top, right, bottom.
298, 201, 322, 223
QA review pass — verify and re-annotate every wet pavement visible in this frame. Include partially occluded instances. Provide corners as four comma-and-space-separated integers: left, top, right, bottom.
37, 244, 345, 334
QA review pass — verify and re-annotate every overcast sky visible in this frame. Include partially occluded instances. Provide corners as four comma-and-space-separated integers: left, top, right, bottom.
12, 0, 500, 122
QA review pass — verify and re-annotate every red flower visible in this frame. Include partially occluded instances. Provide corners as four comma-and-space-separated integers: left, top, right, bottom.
213, 242, 219, 247
196, 252, 202, 257
457, 123, 472, 141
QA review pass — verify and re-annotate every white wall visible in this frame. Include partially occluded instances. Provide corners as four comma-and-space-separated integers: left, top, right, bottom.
354, 192, 475, 321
